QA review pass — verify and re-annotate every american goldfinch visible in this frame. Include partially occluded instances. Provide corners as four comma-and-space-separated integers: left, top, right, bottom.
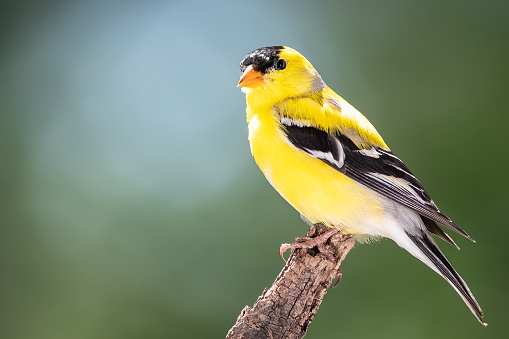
238, 46, 485, 325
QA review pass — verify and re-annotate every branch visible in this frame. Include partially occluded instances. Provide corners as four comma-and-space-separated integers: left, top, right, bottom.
226, 223, 355, 339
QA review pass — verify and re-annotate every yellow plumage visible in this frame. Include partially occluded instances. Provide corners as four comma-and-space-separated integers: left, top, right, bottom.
238, 46, 485, 325
248, 102, 384, 234
244, 47, 386, 234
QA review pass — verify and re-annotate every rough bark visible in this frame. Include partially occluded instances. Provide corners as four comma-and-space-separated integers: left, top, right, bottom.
226, 223, 355, 339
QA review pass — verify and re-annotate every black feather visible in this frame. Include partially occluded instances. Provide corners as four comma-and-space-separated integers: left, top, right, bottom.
281, 122, 473, 241
405, 229, 484, 323
422, 216, 459, 249
240, 46, 284, 74
285, 125, 330, 153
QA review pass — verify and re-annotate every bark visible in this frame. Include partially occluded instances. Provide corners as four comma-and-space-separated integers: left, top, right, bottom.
226, 223, 355, 339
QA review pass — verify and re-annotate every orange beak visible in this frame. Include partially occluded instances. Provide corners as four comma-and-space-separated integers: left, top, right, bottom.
237, 65, 265, 88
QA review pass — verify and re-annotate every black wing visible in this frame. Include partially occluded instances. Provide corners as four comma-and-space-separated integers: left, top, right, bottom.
281, 121, 472, 242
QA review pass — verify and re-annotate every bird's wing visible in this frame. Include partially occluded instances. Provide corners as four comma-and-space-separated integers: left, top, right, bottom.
280, 118, 473, 241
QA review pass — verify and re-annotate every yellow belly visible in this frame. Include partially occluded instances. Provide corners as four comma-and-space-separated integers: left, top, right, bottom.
249, 112, 384, 234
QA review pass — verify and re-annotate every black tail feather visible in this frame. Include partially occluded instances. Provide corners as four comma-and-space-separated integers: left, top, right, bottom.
421, 216, 459, 249
405, 229, 486, 325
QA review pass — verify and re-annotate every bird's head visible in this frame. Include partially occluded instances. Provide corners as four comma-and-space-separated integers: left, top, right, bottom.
238, 46, 326, 108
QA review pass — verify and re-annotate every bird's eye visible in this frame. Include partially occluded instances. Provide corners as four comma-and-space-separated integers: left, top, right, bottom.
276, 59, 287, 70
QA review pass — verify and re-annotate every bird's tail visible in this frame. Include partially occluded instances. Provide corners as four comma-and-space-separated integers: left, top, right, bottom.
403, 227, 486, 326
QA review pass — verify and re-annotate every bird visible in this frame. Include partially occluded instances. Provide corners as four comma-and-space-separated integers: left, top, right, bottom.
237, 46, 486, 325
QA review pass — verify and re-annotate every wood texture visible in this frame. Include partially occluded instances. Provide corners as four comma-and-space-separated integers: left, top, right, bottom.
226, 224, 355, 339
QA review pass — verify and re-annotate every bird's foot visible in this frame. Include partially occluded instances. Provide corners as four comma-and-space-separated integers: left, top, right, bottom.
279, 227, 340, 262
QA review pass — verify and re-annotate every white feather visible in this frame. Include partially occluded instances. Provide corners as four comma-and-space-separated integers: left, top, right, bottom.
358, 148, 381, 158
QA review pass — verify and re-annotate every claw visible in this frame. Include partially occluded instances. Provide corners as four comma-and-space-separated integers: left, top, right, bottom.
278, 227, 340, 263
279, 243, 292, 262
332, 268, 342, 288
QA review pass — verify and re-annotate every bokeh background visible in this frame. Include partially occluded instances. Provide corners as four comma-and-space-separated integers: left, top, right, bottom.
1, 0, 508, 338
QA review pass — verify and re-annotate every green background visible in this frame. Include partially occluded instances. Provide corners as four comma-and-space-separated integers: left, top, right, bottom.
1, 0, 508, 338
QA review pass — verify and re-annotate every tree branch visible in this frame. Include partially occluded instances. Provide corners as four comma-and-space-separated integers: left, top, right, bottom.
226, 223, 355, 339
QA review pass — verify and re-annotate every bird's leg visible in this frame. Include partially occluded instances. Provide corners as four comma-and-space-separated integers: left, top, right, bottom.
280, 227, 340, 262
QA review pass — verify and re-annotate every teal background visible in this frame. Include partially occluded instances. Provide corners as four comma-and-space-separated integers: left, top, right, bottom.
1, 0, 508, 338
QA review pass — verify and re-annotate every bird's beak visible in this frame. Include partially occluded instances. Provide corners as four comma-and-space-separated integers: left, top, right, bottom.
238, 65, 265, 88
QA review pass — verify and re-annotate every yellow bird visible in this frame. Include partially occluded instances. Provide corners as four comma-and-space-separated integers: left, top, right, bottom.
238, 46, 485, 325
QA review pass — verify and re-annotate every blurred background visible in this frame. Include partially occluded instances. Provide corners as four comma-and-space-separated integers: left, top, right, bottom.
1, 0, 508, 338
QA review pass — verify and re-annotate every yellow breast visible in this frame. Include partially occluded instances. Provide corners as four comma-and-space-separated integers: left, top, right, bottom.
248, 109, 384, 234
